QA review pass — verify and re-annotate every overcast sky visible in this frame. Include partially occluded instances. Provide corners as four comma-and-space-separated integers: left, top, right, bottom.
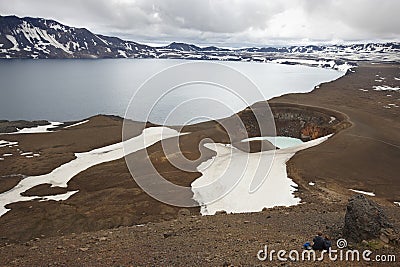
1, 0, 399, 47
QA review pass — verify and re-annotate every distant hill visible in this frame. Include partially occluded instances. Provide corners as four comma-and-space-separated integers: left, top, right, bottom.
0, 15, 399, 63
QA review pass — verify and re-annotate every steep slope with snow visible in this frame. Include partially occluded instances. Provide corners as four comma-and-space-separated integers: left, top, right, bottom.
0, 15, 155, 59
0, 15, 399, 63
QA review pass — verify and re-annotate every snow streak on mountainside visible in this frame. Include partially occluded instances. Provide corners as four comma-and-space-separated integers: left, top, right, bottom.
0, 15, 399, 64
0, 15, 155, 59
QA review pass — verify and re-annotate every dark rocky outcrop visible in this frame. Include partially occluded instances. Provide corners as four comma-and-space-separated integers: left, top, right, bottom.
343, 194, 394, 243
0, 120, 49, 133
233, 102, 349, 142
270, 103, 347, 141
300, 123, 332, 141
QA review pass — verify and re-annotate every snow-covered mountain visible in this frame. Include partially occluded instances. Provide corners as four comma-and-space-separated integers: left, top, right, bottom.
0, 15, 399, 64
0, 15, 156, 59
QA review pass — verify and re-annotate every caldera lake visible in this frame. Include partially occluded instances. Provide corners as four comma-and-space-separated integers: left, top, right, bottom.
0, 59, 345, 124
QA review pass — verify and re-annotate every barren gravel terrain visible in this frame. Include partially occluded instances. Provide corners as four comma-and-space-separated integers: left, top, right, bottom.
0, 63, 399, 266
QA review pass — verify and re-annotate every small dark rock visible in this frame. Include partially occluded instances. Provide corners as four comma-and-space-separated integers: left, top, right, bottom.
163, 231, 175, 238
215, 210, 227, 215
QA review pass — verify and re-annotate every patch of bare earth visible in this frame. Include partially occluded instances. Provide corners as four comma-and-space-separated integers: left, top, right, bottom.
0, 63, 399, 266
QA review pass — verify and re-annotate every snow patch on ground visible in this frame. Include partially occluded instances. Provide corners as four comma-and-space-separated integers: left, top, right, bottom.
373, 85, 400, 91
48, 23, 64, 31
18, 22, 72, 54
39, 190, 79, 202
336, 62, 354, 72
269, 58, 353, 72
11, 122, 62, 134
39, 30, 71, 53
118, 50, 128, 58
349, 189, 375, 196
0, 140, 18, 148
64, 120, 89, 129
5, 35, 19, 51
240, 136, 304, 149
0, 127, 181, 216
192, 135, 331, 215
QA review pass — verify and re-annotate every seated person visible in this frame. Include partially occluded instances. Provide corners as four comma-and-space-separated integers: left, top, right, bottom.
324, 235, 332, 250
312, 232, 325, 251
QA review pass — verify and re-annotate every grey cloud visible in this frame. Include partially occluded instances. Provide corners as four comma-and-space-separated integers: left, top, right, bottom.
300, 0, 400, 38
148, 0, 282, 33
0, 0, 399, 46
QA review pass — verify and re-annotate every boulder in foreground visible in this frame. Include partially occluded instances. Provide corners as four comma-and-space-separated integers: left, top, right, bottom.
343, 194, 395, 243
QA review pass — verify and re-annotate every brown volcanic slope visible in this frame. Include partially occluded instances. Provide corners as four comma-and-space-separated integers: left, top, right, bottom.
270, 63, 400, 202
1, 202, 399, 267
0, 63, 399, 266
0, 116, 144, 193
0, 116, 229, 242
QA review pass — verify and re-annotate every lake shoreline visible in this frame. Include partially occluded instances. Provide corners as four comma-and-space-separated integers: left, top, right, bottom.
0, 59, 345, 122
0, 62, 399, 266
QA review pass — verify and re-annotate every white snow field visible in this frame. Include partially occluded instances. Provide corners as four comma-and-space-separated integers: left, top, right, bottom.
192, 135, 331, 215
13, 122, 63, 134
0, 127, 181, 216
269, 58, 354, 72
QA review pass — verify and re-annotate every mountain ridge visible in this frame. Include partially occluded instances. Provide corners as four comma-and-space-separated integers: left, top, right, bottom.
0, 15, 399, 63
